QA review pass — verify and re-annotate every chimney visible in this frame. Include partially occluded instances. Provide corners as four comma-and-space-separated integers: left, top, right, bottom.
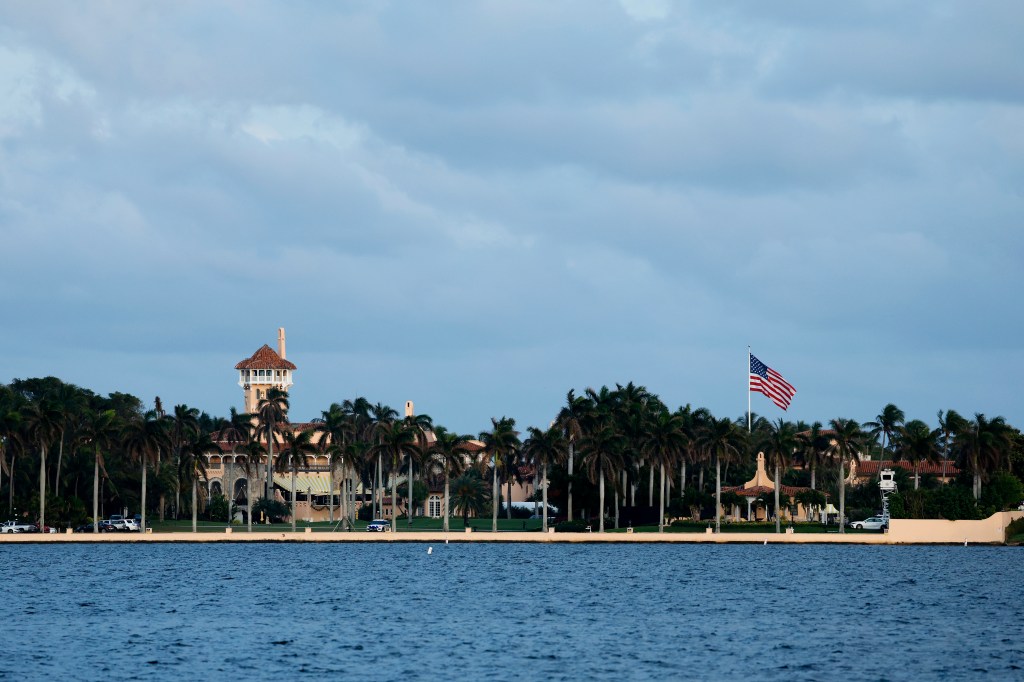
278, 327, 286, 359
405, 401, 414, 418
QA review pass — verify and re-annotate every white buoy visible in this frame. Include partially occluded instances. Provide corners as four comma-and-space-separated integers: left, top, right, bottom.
445, 538, 449, 545
964, 540, 968, 546
763, 540, 767, 545
427, 546, 433, 554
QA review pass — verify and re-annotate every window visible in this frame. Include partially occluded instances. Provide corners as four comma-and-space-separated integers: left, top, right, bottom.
428, 495, 442, 518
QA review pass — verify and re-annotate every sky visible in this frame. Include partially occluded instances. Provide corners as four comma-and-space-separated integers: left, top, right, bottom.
1, 1, 1021, 434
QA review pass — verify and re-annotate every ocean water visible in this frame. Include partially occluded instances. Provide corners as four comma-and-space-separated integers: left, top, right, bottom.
1, 543, 1021, 681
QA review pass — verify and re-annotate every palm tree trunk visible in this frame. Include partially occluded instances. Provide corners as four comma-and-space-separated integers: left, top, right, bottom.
614, 487, 619, 529
328, 459, 334, 524
774, 462, 781, 534
93, 449, 99, 532
408, 455, 414, 527
247, 475, 253, 532
533, 473, 539, 517
492, 458, 498, 532
599, 462, 605, 533
39, 443, 47, 529
699, 467, 704, 492
192, 478, 197, 533
265, 427, 275, 505
714, 455, 721, 534
390, 457, 398, 532
679, 465, 684, 498
658, 462, 665, 532
141, 454, 148, 532
838, 459, 846, 534
914, 463, 920, 490
506, 477, 512, 520
443, 466, 450, 534
810, 460, 816, 490
541, 462, 549, 533
54, 431, 64, 495
648, 466, 654, 505
291, 463, 297, 532
567, 442, 574, 522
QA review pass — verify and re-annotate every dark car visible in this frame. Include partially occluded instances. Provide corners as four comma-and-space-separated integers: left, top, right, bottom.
98, 520, 116, 533
74, 523, 97, 533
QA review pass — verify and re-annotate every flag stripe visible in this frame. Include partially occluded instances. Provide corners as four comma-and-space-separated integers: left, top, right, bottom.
749, 353, 796, 411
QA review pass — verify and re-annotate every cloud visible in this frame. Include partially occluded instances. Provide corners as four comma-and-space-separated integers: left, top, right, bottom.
0, 2, 1021, 431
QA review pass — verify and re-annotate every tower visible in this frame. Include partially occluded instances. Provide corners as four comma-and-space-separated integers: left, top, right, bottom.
235, 327, 297, 414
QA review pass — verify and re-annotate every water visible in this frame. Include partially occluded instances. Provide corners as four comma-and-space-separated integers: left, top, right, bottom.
1, 543, 1021, 681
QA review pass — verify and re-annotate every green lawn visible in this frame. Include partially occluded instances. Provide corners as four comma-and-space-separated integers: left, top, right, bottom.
147, 517, 547, 533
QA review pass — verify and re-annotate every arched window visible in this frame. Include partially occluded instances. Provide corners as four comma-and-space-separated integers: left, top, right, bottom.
428, 495, 442, 518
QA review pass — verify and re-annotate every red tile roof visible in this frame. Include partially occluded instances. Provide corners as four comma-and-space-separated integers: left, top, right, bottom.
723, 484, 824, 498
856, 460, 960, 476
235, 344, 297, 370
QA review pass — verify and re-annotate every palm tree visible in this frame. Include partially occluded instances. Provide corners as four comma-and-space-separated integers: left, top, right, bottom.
51, 382, 86, 496
181, 430, 218, 532
256, 388, 289, 508
641, 410, 686, 532
864, 404, 905, 456
522, 425, 567, 532
937, 409, 966, 482
956, 414, 1013, 500
367, 403, 399, 519
478, 417, 519, 532
122, 409, 170, 532
427, 427, 474, 533
449, 471, 489, 527
170, 404, 200, 520
278, 427, 317, 531
556, 390, 590, 522
796, 421, 829, 490
237, 440, 267, 531
894, 419, 939, 490
402, 411, 433, 525
315, 403, 353, 524
828, 417, 865, 534
369, 419, 421, 532
20, 399, 63, 529
81, 409, 120, 531
697, 415, 744, 533
759, 418, 797, 533
580, 425, 626, 532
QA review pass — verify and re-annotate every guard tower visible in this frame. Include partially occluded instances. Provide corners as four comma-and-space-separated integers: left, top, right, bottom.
879, 468, 897, 528
235, 328, 297, 413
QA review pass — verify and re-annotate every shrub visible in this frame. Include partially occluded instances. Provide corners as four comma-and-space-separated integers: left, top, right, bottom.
1005, 517, 1024, 544
357, 504, 375, 521
251, 498, 289, 523
980, 472, 1024, 511
555, 520, 590, 533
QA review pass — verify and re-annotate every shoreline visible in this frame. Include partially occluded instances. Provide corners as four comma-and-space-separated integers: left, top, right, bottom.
0, 530, 1008, 545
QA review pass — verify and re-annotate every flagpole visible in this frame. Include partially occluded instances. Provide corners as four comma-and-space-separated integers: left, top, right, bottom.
747, 346, 752, 432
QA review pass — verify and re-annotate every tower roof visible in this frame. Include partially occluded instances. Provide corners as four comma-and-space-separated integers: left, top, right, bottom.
235, 344, 297, 370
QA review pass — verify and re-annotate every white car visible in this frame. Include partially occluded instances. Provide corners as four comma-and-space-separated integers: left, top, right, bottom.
851, 516, 886, 530
366, 519, 391, 532
1, 520, 34, 533
124, 519, 140, 532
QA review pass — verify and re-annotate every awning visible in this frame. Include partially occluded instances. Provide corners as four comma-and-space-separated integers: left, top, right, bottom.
273, 474, 336, 495
823, 503, 839, 514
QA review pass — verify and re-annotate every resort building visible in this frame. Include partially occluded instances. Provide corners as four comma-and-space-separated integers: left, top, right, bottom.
204, 329, 529, 524
722, 452, 822, 522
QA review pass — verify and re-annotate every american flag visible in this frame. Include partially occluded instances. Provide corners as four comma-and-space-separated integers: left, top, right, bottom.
749, 354, 796, 410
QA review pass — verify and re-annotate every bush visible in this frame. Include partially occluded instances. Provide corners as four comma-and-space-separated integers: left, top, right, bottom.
1005, 517, 1024, 544
555, 520, 590, 533
357, 504, 375, 521
980, 472, 1024, 511
251, 498, 289, 523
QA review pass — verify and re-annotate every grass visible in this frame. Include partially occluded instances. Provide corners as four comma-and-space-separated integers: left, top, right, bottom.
147, 517, 548, 533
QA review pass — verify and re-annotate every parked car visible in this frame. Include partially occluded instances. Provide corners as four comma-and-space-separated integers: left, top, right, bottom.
108, 519, 129, 532
1, 520, 34, 533
74, 523, 97, 533
851, 516, 887, 530
124, 519, 140, 532
366, 519, 391, 532
98, 520, 116, 533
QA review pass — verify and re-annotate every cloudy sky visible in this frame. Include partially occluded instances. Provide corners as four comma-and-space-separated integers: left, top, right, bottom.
1, 1, 1021, 433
